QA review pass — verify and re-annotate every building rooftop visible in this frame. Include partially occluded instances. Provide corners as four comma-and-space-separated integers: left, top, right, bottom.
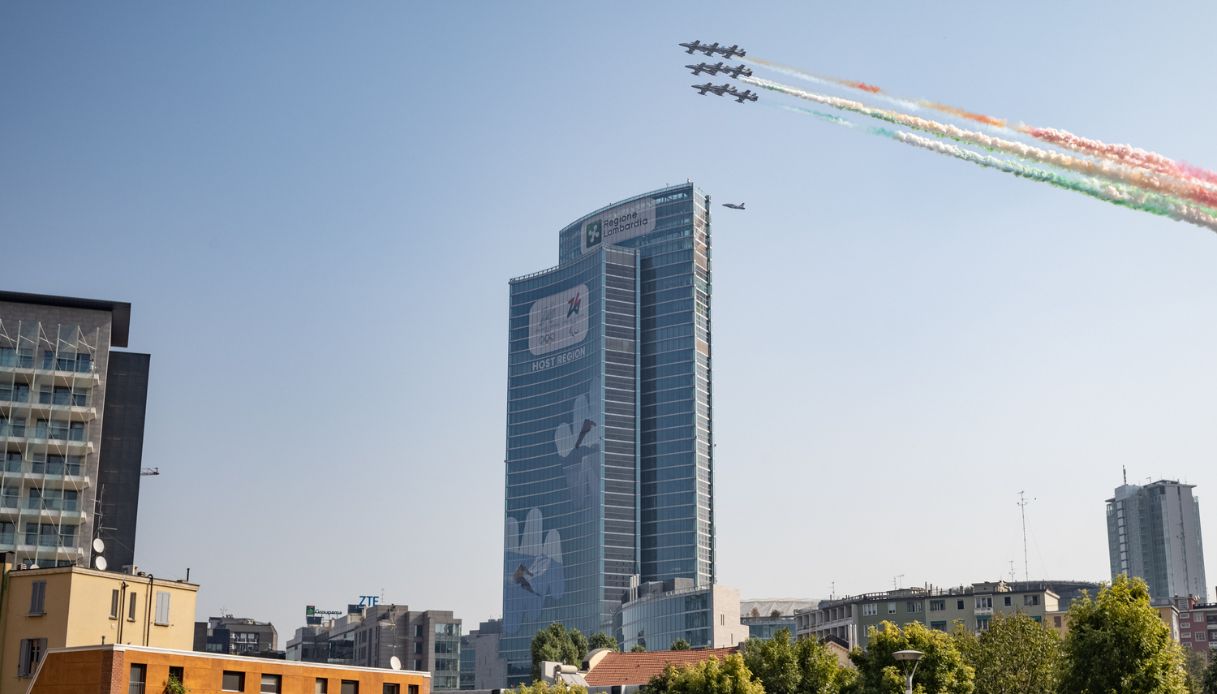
0, 290, 132, 347
583, 647, 740, 686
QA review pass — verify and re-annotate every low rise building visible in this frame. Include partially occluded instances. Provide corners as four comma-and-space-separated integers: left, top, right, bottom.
458, 619, 505, 690
288, 605, 461, 690
24, 644, 429, 694
579, 646, 739, 691
740, 599, 817, 642
195, 615, 280, 657
0, 559, 197, 694
796, 580, 1100, 650
618, 581, 748, 652
1174, 595, 1217, 655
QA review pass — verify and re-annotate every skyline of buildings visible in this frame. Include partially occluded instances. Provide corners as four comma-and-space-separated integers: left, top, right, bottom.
501, 183, 716, 681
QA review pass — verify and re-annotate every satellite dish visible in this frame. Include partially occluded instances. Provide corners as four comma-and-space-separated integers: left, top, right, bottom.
93, 537, 106, 553
28, 564, 39, 570
94, 556, 108, 571
389, 656, 402, 671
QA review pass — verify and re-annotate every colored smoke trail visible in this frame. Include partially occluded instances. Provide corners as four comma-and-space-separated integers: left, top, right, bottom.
743, 76, 1217, 213
747, 56, 1217, 187
767, 88, 1217, 233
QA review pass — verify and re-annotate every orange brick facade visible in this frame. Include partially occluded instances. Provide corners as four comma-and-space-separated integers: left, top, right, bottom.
28, 645, 430, 694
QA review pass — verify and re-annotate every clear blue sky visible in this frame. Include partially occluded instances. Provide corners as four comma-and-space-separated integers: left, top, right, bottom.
4, 2, 1216, 638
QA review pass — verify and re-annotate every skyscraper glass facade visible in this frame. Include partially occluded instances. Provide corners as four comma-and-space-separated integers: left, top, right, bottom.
502, 184, 713, 682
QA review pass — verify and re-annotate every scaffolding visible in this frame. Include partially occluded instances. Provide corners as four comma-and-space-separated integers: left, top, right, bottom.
0, 316, 102, 569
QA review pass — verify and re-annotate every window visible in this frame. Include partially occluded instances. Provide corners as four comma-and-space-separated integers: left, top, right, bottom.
408, 686, 418, 694
929, 599, 945, 612
862, 603, 877, 616
1024, 595, 1040, 606
155, 591, 171, 625
930, 621, 947, 631
906, 601, 922, 613
129, 664, 147, 694
1003, 596, 1012, 606
29, 581, 46, 615
383, 685, 400, 694
222, 671, 245, 692
1183, 632, 1192, 640
975, 597, 993, 610
1053, 616, 1063, 628
414, 642, 422, 654
886, 602, 896, 614
315, 679, 329, 694
128, 592, 138, 621
18, 638, 47, 677
976, 616, 991, 631
261, 674, 282, 693
957, 600, 965, 610
169, 667, 184, 688
110, 589, 120, 619
0, 521, 13, 544
341, 681, 359, 694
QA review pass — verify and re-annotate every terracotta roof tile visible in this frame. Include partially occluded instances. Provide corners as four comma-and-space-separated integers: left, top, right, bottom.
584, 647, 740, 686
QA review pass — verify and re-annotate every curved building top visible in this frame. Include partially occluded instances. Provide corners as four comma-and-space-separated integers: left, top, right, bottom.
556, 182, 704, 264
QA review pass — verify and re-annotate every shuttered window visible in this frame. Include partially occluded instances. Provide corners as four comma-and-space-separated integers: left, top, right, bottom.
28, 581, 46, 615
155, 592, 171, 625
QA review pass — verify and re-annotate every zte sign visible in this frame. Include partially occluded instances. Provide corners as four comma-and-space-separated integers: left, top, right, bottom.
528, 284, 589, 356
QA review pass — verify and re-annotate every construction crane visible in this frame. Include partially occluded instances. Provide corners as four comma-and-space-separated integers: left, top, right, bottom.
141, 467, 160, 476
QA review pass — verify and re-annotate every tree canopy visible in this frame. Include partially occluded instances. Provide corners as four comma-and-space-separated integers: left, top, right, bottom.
645, 654, 764, 694
954, 614, 1060, 694
743, 628, 855, 694
530, 623, 589, 682
670, 639, 691, 651
512, 680, 587, 694
588, 632, 619, 652
1059, 575, 1187, 694
847, 621, 974, 694
1204, 654, 1217, 694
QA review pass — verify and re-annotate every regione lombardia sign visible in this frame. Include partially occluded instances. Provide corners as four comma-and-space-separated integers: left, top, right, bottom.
528, 284, 589, 356
580, 198, 656, 255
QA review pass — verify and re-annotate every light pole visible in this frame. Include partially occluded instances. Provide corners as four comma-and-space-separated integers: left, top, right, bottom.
893, 649, 924, 694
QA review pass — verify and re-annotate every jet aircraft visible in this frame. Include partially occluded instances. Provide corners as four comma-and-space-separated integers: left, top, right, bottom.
716, 44, 746, 59
729, 88, 758, 103
679, 40, 721, 56
722, 202, 746, 210
691, 82, 732, 96
722, 64, 752, 79
686, 61, 725, 76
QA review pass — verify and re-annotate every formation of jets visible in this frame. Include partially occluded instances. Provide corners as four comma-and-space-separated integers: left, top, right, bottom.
690, 82, 757, 103
679, 40, 746, 59
685, 62, 752, 79
682, 41, 756, 105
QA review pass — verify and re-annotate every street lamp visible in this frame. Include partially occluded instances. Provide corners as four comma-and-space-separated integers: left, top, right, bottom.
893, 650, 924, 694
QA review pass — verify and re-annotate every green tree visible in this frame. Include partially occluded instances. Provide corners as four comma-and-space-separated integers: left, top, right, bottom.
1059, 575, 1187, 694
531, 623, 588, 682
1183, 649, 1208, 693
588, 632, 619, 652
743, 628, 855, 694
631, 643, 648, 653
958, 613, 1061, 694
670, 639, 691, 651
847, 621, 974, 694
163, 674, 188, 694
1202, 654, 1217, 694
645, 654, 764, 694
512, 680, 587, 694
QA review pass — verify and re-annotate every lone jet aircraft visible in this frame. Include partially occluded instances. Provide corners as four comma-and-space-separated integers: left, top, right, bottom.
679, 40, 721, 56
716, 44, 746, 59
686, 61, 725, 76
729, 88, 758, 103
722, 202, 746, 210
722, 64, 752, 79
691, 82, 732, 96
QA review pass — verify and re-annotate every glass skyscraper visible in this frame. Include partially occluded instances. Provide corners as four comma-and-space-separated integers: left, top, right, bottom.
502, 184, 714, 682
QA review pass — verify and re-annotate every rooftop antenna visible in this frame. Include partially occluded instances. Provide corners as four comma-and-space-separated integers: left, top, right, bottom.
1008, 560, 1016, 582
1123, 466, 1127, 485
1018, 491, 1035, 581
893, 574, 905, 590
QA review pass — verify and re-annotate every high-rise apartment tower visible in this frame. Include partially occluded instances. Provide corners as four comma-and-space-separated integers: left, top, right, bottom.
501, 184, 714, 681
1107, 478, 1207, 601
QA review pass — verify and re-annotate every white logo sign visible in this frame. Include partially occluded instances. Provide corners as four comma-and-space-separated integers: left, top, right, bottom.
528, 284, 589, 356
580, 198, 656, 255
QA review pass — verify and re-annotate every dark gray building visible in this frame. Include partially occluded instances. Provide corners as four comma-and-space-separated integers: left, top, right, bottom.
0, 291, 150, 571
1108, 478, 1207, 601
195, 615, 280, 656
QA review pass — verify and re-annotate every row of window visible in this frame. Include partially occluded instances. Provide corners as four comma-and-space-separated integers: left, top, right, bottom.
130, 666, 420, 694
0, 384, 90, 406
862, 594, 1044, 616
1, 487, 80, 511
0, 521, 76, 547
0, 417, 87, 441
3, 452, 85, 475
0, 347, 93, 373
